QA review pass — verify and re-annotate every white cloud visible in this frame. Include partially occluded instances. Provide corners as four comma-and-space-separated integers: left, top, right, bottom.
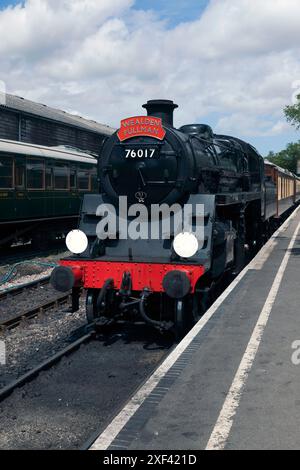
1, 0, 300, 150
0, 0, 134, 56
215, 113, 290, 137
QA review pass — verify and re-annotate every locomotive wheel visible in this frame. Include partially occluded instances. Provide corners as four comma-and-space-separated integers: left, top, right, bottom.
96, 279, 114, 317
86, 281, 115, 324
86, 289, 98, 323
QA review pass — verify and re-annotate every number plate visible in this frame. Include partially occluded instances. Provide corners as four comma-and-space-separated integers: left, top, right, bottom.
123, 147, 159, 159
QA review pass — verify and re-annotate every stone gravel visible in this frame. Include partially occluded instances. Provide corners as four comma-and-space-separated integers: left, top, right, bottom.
0, 250, 69, 292
0, 295, 87, 388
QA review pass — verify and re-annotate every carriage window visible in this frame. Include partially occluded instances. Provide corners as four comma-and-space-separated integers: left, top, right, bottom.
0, 155, 13, 188
78, 167, 90, 190
54, 163, 69, 189
70, 169, 76, 189
26, 158, 44, 189
46, 167, 53, 189
90, 168, 97, 191
15, 160, 25, 189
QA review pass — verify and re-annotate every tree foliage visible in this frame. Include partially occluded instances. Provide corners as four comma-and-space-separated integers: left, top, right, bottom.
268, 94, 300, 173
265, 141, 300, 173
284, 93, 300, 130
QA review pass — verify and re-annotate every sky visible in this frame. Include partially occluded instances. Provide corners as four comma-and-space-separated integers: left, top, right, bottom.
0, 0, 299, 155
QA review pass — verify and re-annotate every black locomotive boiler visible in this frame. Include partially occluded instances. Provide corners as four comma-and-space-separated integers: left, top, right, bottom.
51, 100, 300, 336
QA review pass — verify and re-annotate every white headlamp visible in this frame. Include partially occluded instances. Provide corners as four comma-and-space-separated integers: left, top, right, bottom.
66, 229, 88, 254
173, 232, 199, 258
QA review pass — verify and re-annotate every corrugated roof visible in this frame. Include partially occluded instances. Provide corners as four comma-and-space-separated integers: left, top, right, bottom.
0, 93, 115, 136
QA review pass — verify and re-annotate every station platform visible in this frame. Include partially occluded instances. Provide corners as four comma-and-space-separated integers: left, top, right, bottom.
91, 205, 300, 450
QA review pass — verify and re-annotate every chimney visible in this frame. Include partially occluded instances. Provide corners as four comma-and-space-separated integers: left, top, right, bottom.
142, 99, 178, 127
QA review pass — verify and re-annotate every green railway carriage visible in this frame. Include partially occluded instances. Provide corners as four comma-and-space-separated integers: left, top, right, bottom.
0, 139, 97, 248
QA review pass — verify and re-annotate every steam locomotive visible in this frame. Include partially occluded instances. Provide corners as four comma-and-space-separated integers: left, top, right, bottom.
51, 100, 300, 337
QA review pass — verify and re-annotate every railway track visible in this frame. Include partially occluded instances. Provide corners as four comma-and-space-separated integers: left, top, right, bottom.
0, 275, 51, 300
0, 290, 71, 331
0, 274, 75, 331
